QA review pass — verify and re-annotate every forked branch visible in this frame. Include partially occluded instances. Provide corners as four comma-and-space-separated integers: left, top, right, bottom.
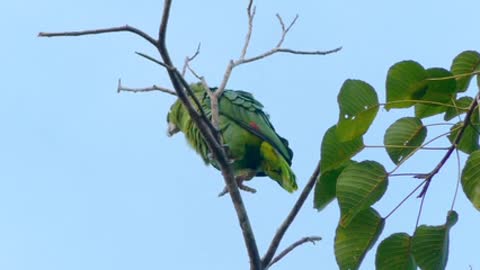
207, 0, 341, 131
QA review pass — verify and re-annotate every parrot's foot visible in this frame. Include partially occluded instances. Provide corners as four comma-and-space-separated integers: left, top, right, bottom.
238, 182, 257, 193
217, 179, 257, 197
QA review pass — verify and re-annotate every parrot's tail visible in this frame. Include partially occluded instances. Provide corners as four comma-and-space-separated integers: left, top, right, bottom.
260, 142, 298, 193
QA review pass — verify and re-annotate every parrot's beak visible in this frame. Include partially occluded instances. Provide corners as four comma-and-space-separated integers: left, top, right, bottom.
167, 122, 180, 137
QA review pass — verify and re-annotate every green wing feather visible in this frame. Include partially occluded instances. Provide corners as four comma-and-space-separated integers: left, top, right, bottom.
167, 83, 296, 192
207, 88, 294, 165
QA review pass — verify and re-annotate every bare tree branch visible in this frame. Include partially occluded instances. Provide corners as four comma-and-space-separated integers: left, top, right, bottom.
267, 236, 322, 268
117, 79, 176, 95
156, 2, 262, 269
211, 6, 341, 138
240, 0, 256, 59
262, 160, 322, 267
39, 25, 158, 48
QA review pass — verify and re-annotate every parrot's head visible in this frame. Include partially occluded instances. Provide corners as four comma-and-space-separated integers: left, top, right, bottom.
166, 99, 186, 137
166, 116, 180, 137
166, 83, 206, 137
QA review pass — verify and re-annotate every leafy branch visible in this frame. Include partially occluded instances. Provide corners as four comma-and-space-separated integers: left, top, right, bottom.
417, 94, 479, 197
314, 51, 480, 269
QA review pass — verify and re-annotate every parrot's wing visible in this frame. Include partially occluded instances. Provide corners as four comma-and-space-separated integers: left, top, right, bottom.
209, 89, 293, 165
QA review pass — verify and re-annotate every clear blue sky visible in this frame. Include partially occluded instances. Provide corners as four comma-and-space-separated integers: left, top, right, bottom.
2, 0, 480, 269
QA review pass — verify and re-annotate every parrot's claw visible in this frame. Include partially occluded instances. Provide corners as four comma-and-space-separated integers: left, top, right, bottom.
238, 183, 257, 193
218, 188, 228, 197
217, 179, 257, 197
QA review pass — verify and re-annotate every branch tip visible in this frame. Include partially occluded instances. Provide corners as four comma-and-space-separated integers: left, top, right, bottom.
267, 236, 322, 268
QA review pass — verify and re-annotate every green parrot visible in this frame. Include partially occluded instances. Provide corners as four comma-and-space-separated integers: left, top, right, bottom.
167, 83, 297, 194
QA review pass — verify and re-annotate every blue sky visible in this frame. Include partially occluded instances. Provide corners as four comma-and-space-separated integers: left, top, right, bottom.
2, 0, 480, 269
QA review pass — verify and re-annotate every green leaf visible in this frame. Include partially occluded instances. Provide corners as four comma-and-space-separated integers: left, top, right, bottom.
448, 112, 480, 154
412, 211, 458, 270
337, 161, 388, 227
444, 96, 473, 121
386, 60, 428, 110
461, 150, 480, 210
450, 50, 480, 92
376, 233, 417, 270
415, 68, 457, 119
336, 79, 379, 141
314, 161, 355, 211
335, 208, 384, 270
320, 125, 364, 172
384, 117, 427, 164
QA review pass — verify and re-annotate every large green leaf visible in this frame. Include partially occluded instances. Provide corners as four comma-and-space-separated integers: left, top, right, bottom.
384, 117, 427, 164
412, 211, 458, 270
336, 79, 379, 141
320, 125, 364, 172
444, 96, 474, 121
376, 233, 416, 270
337, 161, 388, 227
314, 161, 355, 211
461, 150, 480, 210
415, 68, 457, 119
448, 112, 480, 154
450, 50, 480, 92
386, 60, 428, 110
335, 207, 384, 270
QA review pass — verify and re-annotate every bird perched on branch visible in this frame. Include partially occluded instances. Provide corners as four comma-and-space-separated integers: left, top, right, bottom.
166, 83, 297, 195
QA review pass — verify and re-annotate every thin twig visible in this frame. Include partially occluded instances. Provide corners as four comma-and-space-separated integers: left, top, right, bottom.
240, 0, 255, 59
365, 145, 450, 150
415, 186, 428, 228
380, 99, 471, 110
384, 180, 427, 220
390, 173, 433, 177
239, 46, 342, 65
117, 79, 176, 95
267, 236, 322, 268
426, 70, 480, 81
39, 25, 158, 48
274, 14, 298, 47
450, 149, 462, 210
262, 160, 321, 267
182, 43, 201, 76
135, 51, 170, 69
